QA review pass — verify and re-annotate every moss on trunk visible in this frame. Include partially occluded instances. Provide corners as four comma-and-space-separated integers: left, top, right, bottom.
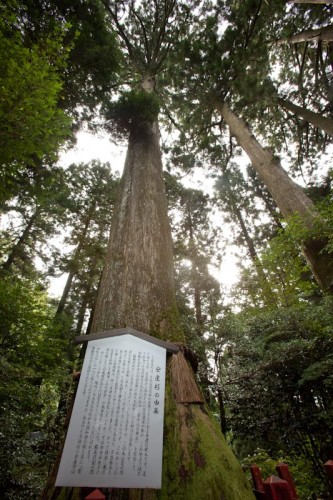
160, 378, 254, 499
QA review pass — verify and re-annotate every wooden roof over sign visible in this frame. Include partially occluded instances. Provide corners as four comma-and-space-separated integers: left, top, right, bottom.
75, 327, 180, 354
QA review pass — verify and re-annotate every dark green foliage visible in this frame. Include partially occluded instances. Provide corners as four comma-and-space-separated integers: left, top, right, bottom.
0, 6, 72, 203
0, 165, 71, 275
103, 90, 160, 138
232, 229, 318, 310
0, 274, 75, 498
10, 0, 121, 118
0, 0, 120, 203
220, 298, 333, 496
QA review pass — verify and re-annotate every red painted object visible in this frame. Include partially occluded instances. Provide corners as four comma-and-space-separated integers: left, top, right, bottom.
324, 460, 333, 485
263, 475, 293, 500
276, 462, 298, 499
85, 489, 106, 500
251, 464, 265, 492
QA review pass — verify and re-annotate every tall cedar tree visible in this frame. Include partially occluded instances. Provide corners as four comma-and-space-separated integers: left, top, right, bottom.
216, 102, 333, 292
44, 1, 254, 499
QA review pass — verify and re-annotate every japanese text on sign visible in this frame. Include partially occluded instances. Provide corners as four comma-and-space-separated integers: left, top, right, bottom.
55, 335, 166, 488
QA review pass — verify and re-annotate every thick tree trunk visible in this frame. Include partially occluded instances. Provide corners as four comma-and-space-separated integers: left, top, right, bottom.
275, 24, 333, 45
218, 101, 333, 292
91, 118, 253, 499
90, 121, 180, 340
278, 97, 333, 136
45, 116, 255, 499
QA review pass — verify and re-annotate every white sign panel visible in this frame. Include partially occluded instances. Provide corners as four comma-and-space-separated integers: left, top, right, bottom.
55, 334, 166, 488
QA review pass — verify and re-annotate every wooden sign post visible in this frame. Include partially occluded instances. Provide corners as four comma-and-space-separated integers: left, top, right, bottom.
55, 328, 178, 490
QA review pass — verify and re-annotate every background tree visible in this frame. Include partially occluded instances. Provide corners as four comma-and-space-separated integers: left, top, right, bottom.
0, 165, 70, 276
54, 161, 119, 331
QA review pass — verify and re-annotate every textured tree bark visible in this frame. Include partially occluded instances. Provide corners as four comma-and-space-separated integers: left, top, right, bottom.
47, 115, 255, 500
218, 101, 333, 292
278, 98, 333, 137
90, 121, 180, 340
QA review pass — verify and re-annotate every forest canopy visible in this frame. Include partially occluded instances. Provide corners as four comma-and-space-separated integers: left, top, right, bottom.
1, 0, 333, 498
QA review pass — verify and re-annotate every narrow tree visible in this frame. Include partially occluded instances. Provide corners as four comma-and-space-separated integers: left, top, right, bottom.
278, 97, 333, 137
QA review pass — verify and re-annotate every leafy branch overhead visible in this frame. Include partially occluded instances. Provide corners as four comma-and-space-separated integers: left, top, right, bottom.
101, 0, 190, 75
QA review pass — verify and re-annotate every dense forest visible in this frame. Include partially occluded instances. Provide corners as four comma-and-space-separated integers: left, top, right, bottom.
1, 0, 333, 498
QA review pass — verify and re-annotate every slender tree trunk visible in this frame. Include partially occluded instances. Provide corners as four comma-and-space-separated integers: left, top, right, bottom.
217, 387, 228, 436
220, 171, 276, 299
275, 24, 333, 45
56, 271, 76, 316
217, 101, 333, 292
75, 293, 89, 336
75, 241, 106, 335
56, 216, 92, 315
188, 217, 205, 336
278, 97, 333, 136
231, 202, 258, 263
231, 201, 273, 291
2, 210, 38, 271
247, 172, 283, 230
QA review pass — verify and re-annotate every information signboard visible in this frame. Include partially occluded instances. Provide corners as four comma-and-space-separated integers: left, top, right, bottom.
55, 334, 166, 488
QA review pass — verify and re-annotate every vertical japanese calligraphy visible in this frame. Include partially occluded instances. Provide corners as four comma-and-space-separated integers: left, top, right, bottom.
55, 335, 166, 488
